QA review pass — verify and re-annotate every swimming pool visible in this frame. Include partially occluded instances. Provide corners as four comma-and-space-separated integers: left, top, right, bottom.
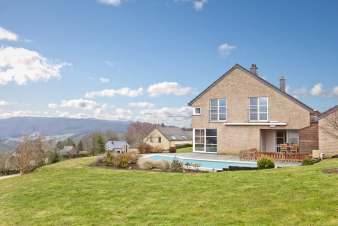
148, 154, 257, 170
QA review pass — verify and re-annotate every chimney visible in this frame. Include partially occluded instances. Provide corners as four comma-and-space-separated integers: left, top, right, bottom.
250, 64, 258, 75
279, 76, 286, 92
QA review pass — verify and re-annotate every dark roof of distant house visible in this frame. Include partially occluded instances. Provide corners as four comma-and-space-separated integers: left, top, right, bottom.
157, 127, 192, 141
188, 64, 314, 112
319, 105, 338, 119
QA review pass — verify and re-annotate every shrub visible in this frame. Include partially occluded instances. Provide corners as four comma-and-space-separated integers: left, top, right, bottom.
169, 147, 176, 153
103, 151, 140, 168
302, 158, 321, 166
137, 144, 153, 154
170, 159, 183, 172
257, 157, 275, 169
119, 154, 129, 168
137, 144, 163, 154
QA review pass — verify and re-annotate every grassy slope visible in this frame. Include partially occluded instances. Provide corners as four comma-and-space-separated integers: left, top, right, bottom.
0, 158, 337, 226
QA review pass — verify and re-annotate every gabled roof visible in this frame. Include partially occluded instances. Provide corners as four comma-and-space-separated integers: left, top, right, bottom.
155, 127, 192, 141
319, 105, 338, 119
188, 64, 314, 112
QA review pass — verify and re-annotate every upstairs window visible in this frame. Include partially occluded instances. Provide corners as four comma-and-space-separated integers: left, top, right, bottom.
249, 97, 268, 121
210, 98, 226, 121
193, 107, 201, 115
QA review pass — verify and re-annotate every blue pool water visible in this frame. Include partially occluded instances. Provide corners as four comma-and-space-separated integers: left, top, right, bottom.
149, 155, 257, 170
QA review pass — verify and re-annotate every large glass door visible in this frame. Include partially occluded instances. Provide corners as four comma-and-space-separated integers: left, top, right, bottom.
193, 129, 217, 153
276, 130, 286, 152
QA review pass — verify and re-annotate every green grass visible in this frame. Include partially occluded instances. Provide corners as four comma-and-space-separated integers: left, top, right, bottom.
0, 158, 337, 226
176, 146, 192, 153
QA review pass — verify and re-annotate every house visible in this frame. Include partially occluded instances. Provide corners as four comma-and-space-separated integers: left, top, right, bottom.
144, 127, 192, 150
318, 105, 338, 157
105, 140, 129, 153
188, 64, 321, 155
59, 146, 77, 157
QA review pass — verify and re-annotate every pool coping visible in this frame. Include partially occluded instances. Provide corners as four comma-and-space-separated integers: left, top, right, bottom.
141, 153, 301, 168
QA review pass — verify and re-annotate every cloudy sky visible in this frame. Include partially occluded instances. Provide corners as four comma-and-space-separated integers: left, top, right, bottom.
0, 0, 337, 127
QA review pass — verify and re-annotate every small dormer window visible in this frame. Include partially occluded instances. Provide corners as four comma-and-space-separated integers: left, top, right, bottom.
193, 107, 201, 115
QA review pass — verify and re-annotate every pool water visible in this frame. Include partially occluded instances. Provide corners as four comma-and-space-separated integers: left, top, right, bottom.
149, 155, 257, 170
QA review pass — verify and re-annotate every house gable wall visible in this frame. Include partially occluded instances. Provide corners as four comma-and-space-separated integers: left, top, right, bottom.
319, 112, 338, 157
191, 67, 311, 154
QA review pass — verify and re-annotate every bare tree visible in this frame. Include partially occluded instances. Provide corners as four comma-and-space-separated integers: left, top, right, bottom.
124, 122, 156, 146
321, 111, 338, 139
14, 137, 45, 174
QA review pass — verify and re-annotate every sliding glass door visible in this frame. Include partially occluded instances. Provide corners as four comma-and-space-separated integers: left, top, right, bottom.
193, 129, 217, 153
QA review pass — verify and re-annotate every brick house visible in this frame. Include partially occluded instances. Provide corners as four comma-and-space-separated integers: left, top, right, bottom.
318, 106, 338, 157
188, 64, 322, 155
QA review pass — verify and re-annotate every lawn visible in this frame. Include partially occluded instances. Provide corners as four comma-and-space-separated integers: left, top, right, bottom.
0, 158, 337, 226
176, 146, 192, 153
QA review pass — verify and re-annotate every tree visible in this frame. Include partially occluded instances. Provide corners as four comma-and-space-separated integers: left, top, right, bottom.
77, 140, 84, 152
14, 137, 45, 174
124, 122, 156, 146
96, 135, 105, 154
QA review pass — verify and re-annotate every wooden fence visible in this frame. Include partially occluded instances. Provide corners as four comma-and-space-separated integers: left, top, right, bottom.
240, 151, 311, 162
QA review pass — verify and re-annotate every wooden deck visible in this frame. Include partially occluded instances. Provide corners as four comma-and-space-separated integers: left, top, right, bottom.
240, 150, 311, 162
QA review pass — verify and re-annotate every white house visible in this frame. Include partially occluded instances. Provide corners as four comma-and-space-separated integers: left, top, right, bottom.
105, 140, 129, 153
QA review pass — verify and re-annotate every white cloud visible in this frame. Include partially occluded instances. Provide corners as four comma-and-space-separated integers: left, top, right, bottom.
128, 102, 154, 109
310, 83, 323, 96
50, 99, 105, 111
194, 0, 207, 11
217, 42, 236, 57
85, 87, 143, 98
138, 106, 192, 127
0, 27, 18, 41
333, 86, 338, 96
176, 0, 207, 11
98, 0, 124, 6
48, 103, 58, 109
147, 82, 193, 97
0, 100, 9, 106
0, 46, 69, 85
99, 77, 110, 83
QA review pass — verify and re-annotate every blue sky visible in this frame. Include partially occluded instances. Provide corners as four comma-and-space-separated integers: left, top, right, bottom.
0, 0, 337, 126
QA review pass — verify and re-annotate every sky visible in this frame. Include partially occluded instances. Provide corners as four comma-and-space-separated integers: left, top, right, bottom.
0, 0, 337, 127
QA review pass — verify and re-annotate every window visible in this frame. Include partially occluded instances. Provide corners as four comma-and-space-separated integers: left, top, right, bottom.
249, 97, 268, 121
210, 98, 226, 121
193, 129, 217, 153
158, 137, 161, 143
193, 107, 201, 115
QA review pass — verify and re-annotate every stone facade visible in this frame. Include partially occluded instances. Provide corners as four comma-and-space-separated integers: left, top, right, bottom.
144, 129, 192, 150
319, 110, 338, 157
299, 123, 319, 152
190, 65, 313, 154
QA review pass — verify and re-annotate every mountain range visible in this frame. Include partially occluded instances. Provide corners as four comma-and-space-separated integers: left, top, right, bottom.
0, 117, 131, 152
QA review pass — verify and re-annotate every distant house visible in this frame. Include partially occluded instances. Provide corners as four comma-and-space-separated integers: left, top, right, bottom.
319, 105, 338, 157
105, 140, 129, 153
144, 127, 192, 150
59, 146, 77, 157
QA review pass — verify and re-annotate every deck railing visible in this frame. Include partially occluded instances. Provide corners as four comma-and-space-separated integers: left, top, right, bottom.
240, 150, 311, 162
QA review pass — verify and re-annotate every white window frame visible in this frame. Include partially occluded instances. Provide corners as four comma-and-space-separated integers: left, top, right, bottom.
249, 97, 269, 122
209, 98, 227, 122
193, 107, 201, 116
193, 128, 217, 153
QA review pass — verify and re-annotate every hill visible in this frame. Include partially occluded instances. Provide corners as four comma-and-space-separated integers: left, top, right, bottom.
0, 117, 131, 152
0, 157, 337, 225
